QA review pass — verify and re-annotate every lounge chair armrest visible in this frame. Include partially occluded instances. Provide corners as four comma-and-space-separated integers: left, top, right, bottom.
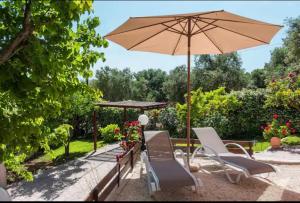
174, 149, 189, 169
191, 146, 204, 163
202, 145, 224, 164
141, 151, 160, 191
224, 143, 251, 159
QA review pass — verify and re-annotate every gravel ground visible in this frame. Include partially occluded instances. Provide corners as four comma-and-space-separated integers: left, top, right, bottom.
108, 157, 300, 201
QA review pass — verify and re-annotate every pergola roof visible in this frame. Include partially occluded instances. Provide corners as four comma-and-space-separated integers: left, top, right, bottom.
95, 100, 168, 110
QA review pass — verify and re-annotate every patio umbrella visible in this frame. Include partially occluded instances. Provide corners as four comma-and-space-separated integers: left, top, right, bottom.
104, 10, 282, 168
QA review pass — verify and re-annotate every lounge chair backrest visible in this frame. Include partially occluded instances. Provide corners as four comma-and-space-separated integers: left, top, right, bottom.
192, 127, 229, 154
144, 131, 175, 161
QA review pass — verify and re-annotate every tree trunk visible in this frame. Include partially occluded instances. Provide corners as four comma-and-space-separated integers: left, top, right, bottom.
64, 143, 70, 160
0, 0, 33, 65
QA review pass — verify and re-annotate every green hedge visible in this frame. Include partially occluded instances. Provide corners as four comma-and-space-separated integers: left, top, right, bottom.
175, 87, 300, 140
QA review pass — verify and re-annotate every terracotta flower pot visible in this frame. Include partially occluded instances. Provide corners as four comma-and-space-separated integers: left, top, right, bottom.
270, 137, 281, 149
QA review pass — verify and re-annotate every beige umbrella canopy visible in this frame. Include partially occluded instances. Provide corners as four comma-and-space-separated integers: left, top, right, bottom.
105, 10, 282, 168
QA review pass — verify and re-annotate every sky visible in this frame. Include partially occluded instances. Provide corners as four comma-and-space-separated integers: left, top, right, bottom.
90, 1, 300, 76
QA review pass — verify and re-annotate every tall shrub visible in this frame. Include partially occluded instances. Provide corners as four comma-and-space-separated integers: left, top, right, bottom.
176, 87, 241, 138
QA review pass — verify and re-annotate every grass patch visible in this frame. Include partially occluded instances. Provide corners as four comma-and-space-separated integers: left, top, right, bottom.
253, 141, 270, 152
175, 140, 270, 152
34, 139, 106, 164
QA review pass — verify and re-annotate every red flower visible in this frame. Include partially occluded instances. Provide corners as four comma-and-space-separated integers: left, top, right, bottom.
291, 128, 297, 134
281, 128, 287, 136
286, 120, 292, 128
288, 72, 295, 78
114, 128, 120, 134
273, 114, 279, 119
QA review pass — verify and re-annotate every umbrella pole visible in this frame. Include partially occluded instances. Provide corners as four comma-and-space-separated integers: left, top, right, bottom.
186, 18, 191, 169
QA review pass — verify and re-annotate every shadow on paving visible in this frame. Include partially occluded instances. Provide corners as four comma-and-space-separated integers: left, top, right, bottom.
112, 161, 300, 201
84, 147, 124, 163
8, 160, 88, 200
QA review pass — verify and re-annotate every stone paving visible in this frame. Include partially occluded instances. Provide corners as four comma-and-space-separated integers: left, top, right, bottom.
6, 145, 300, 201
253, 148, 300, 164
7, 143, 122, 201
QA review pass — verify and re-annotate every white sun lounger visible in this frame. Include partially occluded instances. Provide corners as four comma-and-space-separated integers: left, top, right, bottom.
192, 127, 276, 183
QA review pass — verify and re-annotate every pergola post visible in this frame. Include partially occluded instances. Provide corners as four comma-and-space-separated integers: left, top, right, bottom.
93, 109, 97, 151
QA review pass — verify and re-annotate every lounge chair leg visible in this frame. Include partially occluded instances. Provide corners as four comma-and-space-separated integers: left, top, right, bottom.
224, 169, 242, 184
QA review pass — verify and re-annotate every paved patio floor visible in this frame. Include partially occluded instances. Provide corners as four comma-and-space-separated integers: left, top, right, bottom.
7, 143, 122, 201
108, 156, 300, 201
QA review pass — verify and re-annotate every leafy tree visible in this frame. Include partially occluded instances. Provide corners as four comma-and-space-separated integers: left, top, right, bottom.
133, 69, 167, 102
193, 52, 248, 91
94, 66, 133, 101
283, 17, 300, 65
162, 65, 187, 104
263, 16, 300, 81
0, 0, 107, 180
249, 69, 267, 88
131, 76, 148, 101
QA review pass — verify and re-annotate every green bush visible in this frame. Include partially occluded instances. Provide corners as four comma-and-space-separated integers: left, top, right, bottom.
227, 89, 270, 139
146, 109, 160, 130
177, 87, 241, 138
99, 124, 120, 143
98, 107, 139, 129
158, 107, 180, 137
281, 136, 300, 146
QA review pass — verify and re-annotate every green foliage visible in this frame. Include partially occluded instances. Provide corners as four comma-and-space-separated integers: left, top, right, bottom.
158, 107, 180, 137
0, 0, 107, 180
162, 65, 187, 104
176, 87, 241, 137
133, 69, 167, 102
36, 139, 105, 164
253, 141, 270, 152
93, 66, 133, 101
249, 69, 267, 88
146, 109, 160, 130
53, 124, 73, 148
263, 115, 291, 140
99, 124, 120, 143
193, 52, 248, 92
263, 16, 300, 82
281, 136, 300, 146
283, 17, 300, 65
124, 121, 141, 142
265, 73, 300, 113
228, 89, 270, 139
98, 107, 139, 129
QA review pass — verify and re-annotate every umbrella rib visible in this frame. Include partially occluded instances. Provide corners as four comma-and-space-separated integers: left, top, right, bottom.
190, 19, 198, 33
193, 16, 223, 53
203, 31, 224, 54
127, 20, 182, 50
161, 22, 187, 35
192, 19, 218, 35
105, 17, 187, 38
197, 19, 269, 44
172, 21, 188, 55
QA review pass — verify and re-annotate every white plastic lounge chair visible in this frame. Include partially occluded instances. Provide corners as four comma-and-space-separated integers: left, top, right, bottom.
141, 131, 203, 196
191, 127, 276, 184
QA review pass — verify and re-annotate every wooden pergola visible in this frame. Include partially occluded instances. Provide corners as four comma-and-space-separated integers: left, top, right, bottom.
92, 100, 168, 151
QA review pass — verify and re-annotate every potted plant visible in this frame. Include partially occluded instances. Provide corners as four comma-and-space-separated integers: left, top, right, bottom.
120, 121, 142, 151
262, 114, 292, 149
